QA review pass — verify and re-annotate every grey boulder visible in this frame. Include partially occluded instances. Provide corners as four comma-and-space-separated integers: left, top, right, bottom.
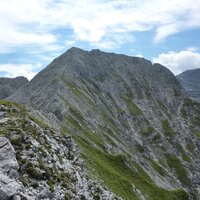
0, 171, 21, 200
0, 137, 21, 200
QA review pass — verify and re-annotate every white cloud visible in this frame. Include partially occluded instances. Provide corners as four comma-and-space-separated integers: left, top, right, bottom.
0, 63, 40, 80
91, 32, 135, 49
0, 0, 200, 52
186, 47, 199, 52
154, 23, 179, 43
65, 40, 76, 47
153, 50, 200, 75
0, 0, 58, 53
134, 54, 144, 58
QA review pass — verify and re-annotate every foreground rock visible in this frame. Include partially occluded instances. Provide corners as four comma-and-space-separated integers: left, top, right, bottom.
0, 102, 121, 200
0, 137, 21, 200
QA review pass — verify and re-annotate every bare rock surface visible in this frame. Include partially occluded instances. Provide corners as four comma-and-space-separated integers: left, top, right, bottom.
0, 137, 21, 200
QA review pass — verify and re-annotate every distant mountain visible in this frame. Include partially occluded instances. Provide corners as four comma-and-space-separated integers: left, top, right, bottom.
0, 76, 28, 99
3, 47, 200, 199
177, 68, 200, 102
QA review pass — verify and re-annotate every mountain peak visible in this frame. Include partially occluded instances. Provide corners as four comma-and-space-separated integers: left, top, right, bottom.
67, 47, 102, 56
55, 46, 88, 61
177, 68, 200, 101
68, 46, 83, 50
67, 46, 86, 53
90, 49, 101, 53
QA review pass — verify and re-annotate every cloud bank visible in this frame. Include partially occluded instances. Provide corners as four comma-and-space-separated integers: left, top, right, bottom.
0, 0, 200, 79
0, 64, 39, 80
153, 49, 200, 75
0, 0, 200, 52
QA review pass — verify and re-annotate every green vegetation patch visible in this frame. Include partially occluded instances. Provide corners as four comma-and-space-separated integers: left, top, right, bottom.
100, 112, 120, 135
183, 98, 200, 109
74, 137, 189, 200
165, 153, 189, 186
29, 115, 49, 128
162, 120, 175, 137
151, 160, 165, 176
191, 117, 200, 126
141, 126, 155, 137
176, 144, 191, 162
191, 128, 200, 139
0, 100, 26, 113
64, 114, 104, 149
186, 139, 195, 153
181, 98, 200, 118
60, 76, 96, 108
123, 97, 143, 116
135, 143, 144, 153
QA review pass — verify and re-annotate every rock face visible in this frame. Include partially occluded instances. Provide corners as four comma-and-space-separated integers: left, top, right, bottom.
0, 137, 19, 175
0, 76, 28, 100
177, 68, 200, 102
5, 47, 200, 199
0, 137, 21, 200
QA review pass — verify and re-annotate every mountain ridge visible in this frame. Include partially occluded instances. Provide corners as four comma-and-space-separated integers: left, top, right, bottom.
0, 76, 28, 99
177, 68, 200, 102
1, 47, 200, 199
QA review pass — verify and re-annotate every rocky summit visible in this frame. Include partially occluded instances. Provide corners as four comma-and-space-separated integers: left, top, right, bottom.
177, 68, 200, 102
0, 47, 200, 199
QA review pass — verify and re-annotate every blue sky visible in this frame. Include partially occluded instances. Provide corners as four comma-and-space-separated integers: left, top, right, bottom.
0, 0, 200, 80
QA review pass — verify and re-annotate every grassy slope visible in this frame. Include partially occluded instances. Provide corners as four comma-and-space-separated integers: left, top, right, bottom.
74, 136, 188, 200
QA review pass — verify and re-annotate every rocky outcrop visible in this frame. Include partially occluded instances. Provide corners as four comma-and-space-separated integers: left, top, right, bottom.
0, 76, 28, 100
0, 137, 19, 174
177, 68, 200, 102
0, 101, 121, 200
0, 137, 21, 200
